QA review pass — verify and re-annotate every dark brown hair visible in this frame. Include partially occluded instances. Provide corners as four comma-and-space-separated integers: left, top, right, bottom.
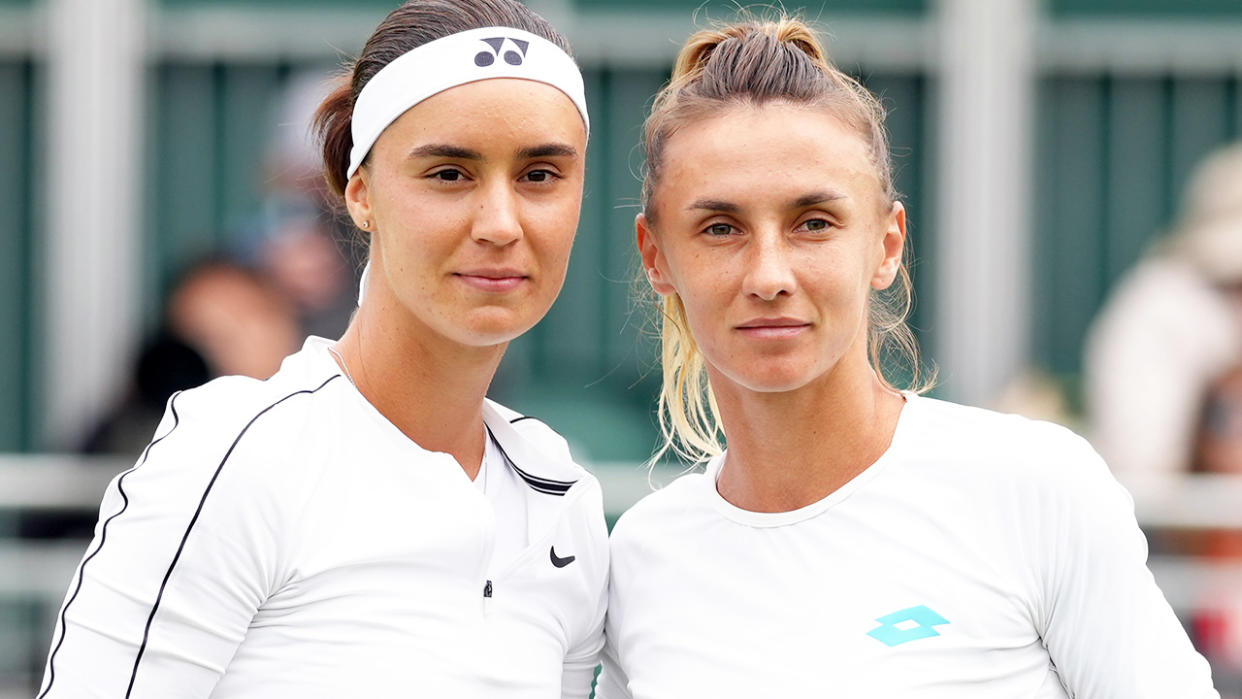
643, 15, 931, 464
313, 0, 572, 197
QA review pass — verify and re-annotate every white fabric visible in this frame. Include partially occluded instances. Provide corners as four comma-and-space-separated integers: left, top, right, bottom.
38, 336, 608, 699
346, 26, 589, 179
479, 428, 530, 573
598, 395, 1219, 699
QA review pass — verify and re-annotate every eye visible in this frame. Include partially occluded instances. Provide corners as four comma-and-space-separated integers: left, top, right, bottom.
799, 217, 834, 233
705, 223, 735, 237
429, 168, 467, 183
522, 168, 560, 184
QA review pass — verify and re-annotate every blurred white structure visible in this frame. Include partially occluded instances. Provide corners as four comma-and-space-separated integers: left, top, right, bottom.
934, 0, 1037, 406
43, 0, 146, 447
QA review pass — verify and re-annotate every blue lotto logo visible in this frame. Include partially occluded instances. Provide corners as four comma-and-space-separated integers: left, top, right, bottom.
866, 605, 950, 647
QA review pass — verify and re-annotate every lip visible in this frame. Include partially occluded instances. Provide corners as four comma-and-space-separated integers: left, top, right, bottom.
454, 268, 529, 292
735, 317, 811, 339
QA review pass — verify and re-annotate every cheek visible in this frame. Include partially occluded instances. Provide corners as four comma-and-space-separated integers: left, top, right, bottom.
532, 196, 582, 267
669, 263, 731, 346
814, 243, 875, 295
375, 185, 452, 245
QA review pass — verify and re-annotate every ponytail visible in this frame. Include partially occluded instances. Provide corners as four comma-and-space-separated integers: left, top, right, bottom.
313, 74, 356, 198
643, 13, 932, 466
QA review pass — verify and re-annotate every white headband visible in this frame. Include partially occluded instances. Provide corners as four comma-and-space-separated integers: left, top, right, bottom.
346, 26, 589, 180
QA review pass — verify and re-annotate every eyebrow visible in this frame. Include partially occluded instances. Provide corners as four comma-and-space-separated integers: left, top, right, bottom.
687, 191, 847, 213
409, 144, 482, 160
517, 143, 579, 159
407, 143, 579, 161
792, 190, 847, 208
687, 199, 740, 213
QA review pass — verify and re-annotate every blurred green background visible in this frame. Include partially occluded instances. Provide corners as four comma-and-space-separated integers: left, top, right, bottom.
1, 0, 1240, 462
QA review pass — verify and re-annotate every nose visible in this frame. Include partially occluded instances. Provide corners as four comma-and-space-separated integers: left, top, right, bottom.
743, 230, 796, 302
471, 180, 523, 247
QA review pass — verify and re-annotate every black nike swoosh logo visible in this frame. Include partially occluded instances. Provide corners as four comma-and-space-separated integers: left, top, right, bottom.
549, 546, 576, 568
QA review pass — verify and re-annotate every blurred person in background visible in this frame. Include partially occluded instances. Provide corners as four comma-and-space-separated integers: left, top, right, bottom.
80, 258, 301, 458
164, 259, 302, 382
1189, 365, 1242, 698
36, 1, 607, 696
79, 72, 353, 460
243, 70, 360, 340
1196, 366, 1242, 479
1085, 144, 1242, 695
1085, 142, 1242, 476
597, 14, 1220, 698
19, 260, 300, 540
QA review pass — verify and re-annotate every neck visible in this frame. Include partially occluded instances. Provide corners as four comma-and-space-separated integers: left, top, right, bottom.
711, 351, 905, 513
333, 295, 506, 479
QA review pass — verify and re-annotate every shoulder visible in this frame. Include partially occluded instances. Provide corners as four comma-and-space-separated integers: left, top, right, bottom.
487, 399, 573, 456
609, 469, 710, 552
907, 396, 1098, 467
904, 396, 1123, 511
165, 366, 346, 453
138, 347, 349, 492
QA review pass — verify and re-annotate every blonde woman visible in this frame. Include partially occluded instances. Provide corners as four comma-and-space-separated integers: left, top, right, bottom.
597, 16, 1219, 698
38, 1, 606, 696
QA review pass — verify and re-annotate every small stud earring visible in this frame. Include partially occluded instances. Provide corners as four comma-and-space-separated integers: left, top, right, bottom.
360, 220, 370, 230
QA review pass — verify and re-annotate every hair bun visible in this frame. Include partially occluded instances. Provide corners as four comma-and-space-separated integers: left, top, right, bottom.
771, 18, 829, 67
670, 17, 830, 86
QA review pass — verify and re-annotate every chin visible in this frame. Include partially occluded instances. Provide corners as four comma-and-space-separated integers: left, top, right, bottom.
738, 376, 818, 394
456, 310, 541, 347
717, 361, 823, 394
456, 325, 527, 348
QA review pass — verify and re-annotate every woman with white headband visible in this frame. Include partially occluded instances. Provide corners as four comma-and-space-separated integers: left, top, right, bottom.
37, 1, 605, 697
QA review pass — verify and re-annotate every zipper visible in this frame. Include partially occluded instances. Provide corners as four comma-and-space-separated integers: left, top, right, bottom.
478, 480, 591, 617
477, 481, 497, 617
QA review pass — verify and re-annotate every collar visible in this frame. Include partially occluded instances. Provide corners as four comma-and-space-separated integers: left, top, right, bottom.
482, 399, 582, 497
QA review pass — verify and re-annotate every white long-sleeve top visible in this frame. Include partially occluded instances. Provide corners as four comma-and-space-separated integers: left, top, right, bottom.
598, 395, 1219, 699
38, 337, 608, 699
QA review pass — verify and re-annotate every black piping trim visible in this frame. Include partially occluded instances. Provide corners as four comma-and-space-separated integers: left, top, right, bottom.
123, 374, 341, 698
38, 390, 187, 699
524, 481, 574, 496
508, 415, 537, 424
485, 425, 575, 496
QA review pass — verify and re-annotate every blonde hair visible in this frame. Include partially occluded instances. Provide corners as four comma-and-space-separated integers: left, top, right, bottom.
643, 14, 933, 465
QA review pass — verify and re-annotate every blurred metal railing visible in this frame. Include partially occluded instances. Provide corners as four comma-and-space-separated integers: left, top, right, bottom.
4, 455, 1242, 599
2, 456, 1241, 697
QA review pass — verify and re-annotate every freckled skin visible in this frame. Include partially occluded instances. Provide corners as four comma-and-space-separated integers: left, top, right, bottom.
640, 103, 905, 396
638, 103, 909, 512
348, 78, 586, 351
331, 78, 587, 471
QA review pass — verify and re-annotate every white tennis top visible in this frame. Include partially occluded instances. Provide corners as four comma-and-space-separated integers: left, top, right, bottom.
38, 337, 608, 699
597, 395, 1220, 699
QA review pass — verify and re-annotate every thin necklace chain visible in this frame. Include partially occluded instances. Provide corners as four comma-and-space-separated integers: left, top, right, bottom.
333, 342, 491, 487
327, 345, 357, 386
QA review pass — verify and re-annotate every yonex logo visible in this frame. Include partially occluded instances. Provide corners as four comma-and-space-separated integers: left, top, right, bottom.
475, 37, 530, 67
866, 605, 949, 647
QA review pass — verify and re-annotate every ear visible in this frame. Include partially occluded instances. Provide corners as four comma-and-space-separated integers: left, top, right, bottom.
871, 201, 906, 290
636, 213, 676, 296
344, 169, 374, 232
